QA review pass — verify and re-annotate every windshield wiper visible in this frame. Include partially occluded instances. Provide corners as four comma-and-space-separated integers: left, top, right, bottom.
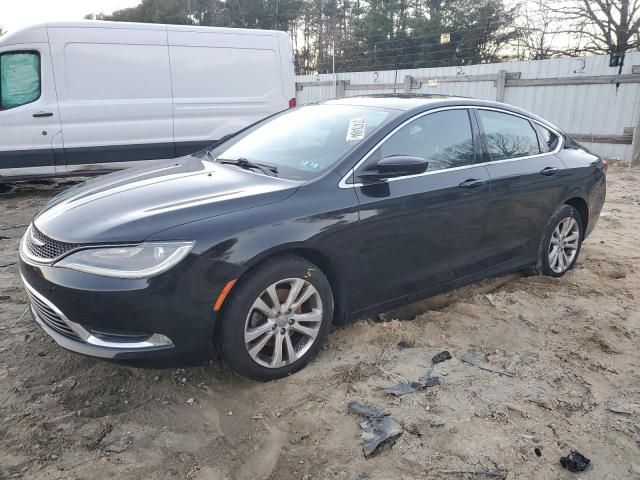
217, 158, 279, 177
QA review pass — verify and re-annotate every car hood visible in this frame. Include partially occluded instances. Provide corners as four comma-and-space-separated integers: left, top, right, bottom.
34, 156, 301, 244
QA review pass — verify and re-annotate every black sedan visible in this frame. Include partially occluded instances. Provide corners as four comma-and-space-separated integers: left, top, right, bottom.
19, 96, 606, 380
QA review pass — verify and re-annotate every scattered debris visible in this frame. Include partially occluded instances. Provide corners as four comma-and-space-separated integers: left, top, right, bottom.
357, 416, 403, 457
251, 414, 264, 420
419, 376, 442, 388
461, 352, 515, 377
606, 399, 640, 415
104, 434, 134, 453
534, 447, 542, 457
560, 450, 591, 472
347, 401, 387, 418
384, 382, 417, 397
186, 398, 195, 405
483, 294, 497, 307
432, 351, 452, 364
397, 340, 413, 350
518, 314, 538, 331
347, 401, 403, 456
86, 424, 113, 450
437, 468, 507, 478
355, 474, 369, 480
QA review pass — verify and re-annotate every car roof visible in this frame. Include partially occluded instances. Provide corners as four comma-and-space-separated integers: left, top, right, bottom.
321, 95, 562, 133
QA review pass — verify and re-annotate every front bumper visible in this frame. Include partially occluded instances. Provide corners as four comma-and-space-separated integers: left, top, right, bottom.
19, 253, 239, 361
22, 275, 174, 359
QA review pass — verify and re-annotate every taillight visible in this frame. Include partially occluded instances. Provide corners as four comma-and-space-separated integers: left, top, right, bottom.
288, 98, 297, 108
602, 159, 609, 173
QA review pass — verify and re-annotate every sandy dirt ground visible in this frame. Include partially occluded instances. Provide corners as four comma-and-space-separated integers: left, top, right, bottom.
0, 163, 639, 480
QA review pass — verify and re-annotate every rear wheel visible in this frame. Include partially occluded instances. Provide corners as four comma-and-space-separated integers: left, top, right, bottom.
219, 255, 333, 380
537, 204, 583, 277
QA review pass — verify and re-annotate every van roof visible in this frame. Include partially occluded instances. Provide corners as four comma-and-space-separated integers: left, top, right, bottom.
4, 20, 288, 39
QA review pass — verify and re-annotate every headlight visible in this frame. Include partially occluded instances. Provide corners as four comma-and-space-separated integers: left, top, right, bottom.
55, 242, 195, 278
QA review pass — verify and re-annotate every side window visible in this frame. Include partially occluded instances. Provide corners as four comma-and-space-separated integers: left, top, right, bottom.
0, 51, 41, 110
478, 110, 541, 161
361, 109, 475, 174
537, 124, 560, 151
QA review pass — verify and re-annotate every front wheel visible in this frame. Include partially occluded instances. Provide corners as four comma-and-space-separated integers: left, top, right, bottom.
537, 204, 583, 277
219, 255, 333, 380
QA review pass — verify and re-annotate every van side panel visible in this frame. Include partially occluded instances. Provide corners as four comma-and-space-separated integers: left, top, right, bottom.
168, 29, 288, 156
47, 26, 174, 172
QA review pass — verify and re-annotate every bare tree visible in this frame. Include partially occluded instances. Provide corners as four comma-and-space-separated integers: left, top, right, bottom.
516, 1, 566, 60
551, 0, 640, 63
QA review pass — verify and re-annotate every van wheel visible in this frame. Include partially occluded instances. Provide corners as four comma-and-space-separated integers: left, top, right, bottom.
537, 205, 583, 277
219, 255, 333, 380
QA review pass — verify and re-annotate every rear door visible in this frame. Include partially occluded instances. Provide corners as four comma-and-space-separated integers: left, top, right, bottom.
477, 108, 566, 264
0, 45, 62, 179
348, 108, 492, 313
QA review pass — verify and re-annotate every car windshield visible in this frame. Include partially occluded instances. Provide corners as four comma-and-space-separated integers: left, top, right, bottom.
199, 104, 397, 181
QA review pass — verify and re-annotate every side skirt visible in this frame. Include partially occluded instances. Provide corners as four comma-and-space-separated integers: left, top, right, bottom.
343, 254, 535, 323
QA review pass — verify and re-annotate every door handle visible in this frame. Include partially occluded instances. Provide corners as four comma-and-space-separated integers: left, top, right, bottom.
33, 112, 53, 118
540, 166, 559, 176
458, 178, 486, 189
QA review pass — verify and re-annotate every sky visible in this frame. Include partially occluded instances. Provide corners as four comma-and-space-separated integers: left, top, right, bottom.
0, 0, 141, 34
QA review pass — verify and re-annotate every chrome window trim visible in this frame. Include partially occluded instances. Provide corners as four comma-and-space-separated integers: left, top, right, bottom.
338, 105, 565, 189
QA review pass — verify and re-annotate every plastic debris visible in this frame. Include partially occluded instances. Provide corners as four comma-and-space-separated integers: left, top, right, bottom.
384, 383, 417, 397
419, 376, 441, 388
461, 352, 515, 377
347, 401, 387, 418
432, 351, 452, 364
347, 401, 403, 456
397, 340, 412, 350
560, 450, 591, 472
357, 416, 403, 457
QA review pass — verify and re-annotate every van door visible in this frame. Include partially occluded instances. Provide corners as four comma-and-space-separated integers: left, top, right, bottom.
46, 25, 173, 173
0, 46, 62, 179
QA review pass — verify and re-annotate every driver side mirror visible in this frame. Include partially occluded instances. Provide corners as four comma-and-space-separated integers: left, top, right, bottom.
357, 155, 429, 182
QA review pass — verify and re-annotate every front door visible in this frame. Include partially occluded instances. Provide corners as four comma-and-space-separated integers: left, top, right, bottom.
346, 108, 492, 313
0, 45, 62, 179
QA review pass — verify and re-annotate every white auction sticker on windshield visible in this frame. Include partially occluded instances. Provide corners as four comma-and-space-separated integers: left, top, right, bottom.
346, 117, 366, 141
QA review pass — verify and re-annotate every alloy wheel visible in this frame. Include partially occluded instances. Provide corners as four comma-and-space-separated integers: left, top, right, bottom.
548, 216, 580, 274
244, 278, 323, 368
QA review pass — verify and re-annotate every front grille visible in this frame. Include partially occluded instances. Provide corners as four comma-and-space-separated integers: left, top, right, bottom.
24, 225, 80, 262
25, 288, 82, 342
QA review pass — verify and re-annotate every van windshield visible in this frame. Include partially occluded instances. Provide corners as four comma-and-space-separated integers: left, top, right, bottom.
199, 104, 396, 181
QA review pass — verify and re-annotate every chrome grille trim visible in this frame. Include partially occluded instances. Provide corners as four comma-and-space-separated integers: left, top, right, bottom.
21, 225, 81, 264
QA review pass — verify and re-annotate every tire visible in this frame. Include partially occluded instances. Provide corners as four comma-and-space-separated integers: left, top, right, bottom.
218, 254, 333, 380
537, 204, 583, 277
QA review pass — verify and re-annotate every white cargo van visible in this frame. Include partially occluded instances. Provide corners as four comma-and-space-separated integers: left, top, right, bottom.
0, 21, 296, 180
